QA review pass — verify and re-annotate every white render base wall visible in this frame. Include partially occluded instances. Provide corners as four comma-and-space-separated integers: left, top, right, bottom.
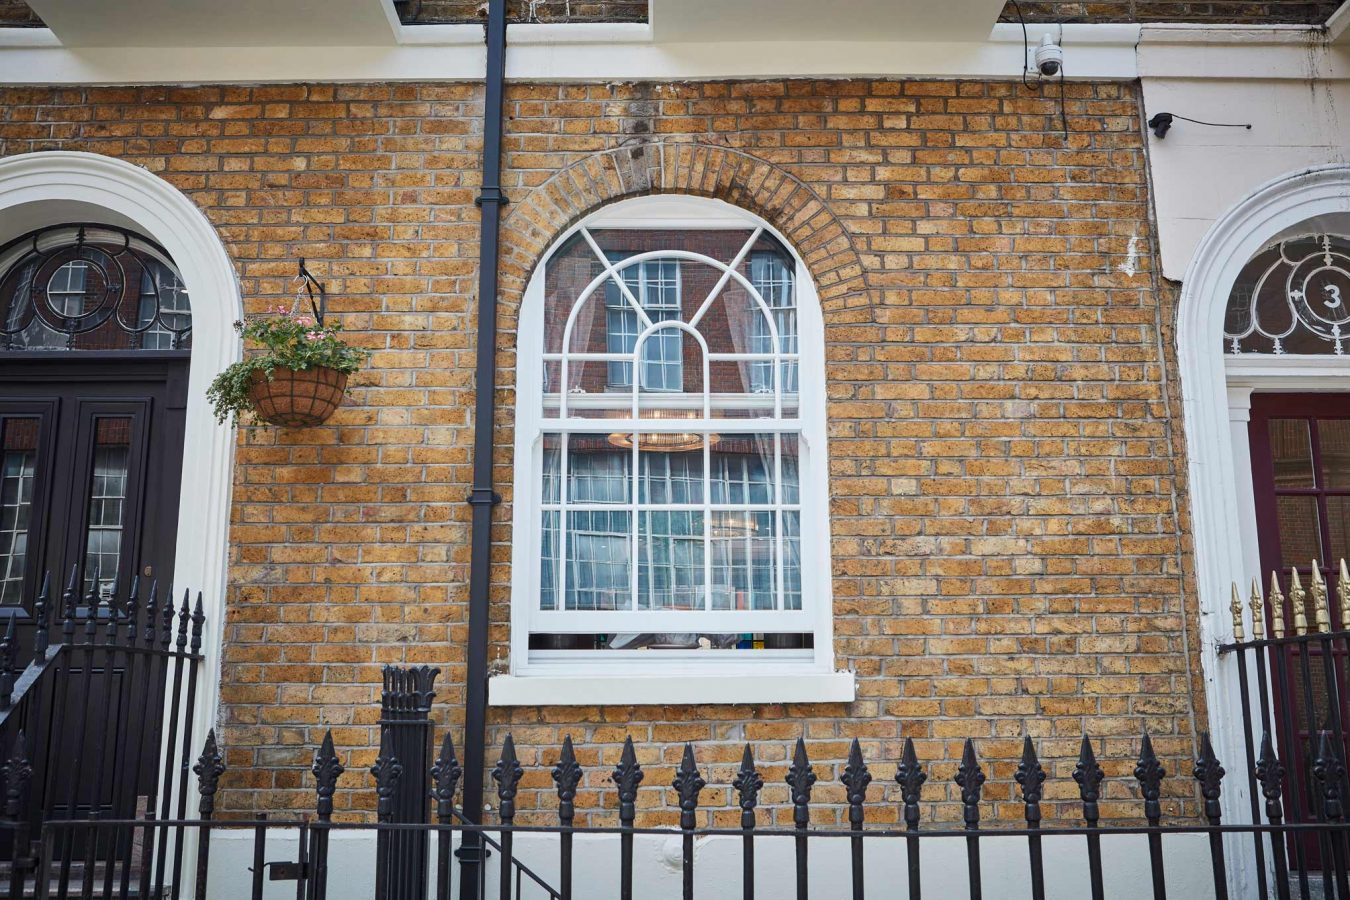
203, 828, 1217, 899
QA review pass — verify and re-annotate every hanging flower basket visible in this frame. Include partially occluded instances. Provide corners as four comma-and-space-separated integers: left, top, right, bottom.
246, 365, 348, 427
207, 307, 367, 427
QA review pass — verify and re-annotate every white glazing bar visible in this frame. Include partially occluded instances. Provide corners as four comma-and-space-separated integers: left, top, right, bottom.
775, 432, 784, 612
543, 501, 799, 513
689, 227, 762, 329
530, 609, 810, 633
581, 227, 652, 329
558, 432, 569, 615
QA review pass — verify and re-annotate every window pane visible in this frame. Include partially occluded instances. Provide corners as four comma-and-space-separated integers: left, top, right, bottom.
710, 435, 777, 505
1328, 497, 1350, 567
1270, 418, 1315, 488
1321, 419, 1350, 489
638, 510, 704, 610
567, 435, 631, 504
1277, 495, 1322, 570
710, 510, 776, 611
638, 446, 704, 504
83, 417, 131, 598
783, 510, 802, 611
540, 510, 559, 611
0, 418, 38, 606
565, 510, 631, 611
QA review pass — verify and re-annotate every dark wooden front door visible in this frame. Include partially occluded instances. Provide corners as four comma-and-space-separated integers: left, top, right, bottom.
1249, 392, 1350, 867
0, 352, 188, 615
0, 352, 188, 827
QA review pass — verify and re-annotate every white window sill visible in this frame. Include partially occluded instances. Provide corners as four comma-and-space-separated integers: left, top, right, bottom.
488, 671, 856, 706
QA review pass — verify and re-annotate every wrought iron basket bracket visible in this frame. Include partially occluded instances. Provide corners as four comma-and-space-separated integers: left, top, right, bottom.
296, 258, 327, 327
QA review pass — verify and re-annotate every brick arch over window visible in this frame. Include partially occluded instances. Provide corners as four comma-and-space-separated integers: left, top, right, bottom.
499, 142, 873, 319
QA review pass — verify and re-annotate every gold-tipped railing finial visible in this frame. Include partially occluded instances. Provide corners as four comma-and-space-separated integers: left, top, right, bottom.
1339, 558, 1350, 631
1291, 567, 1309, 636
1230, 583, 1246, 642
1270, 571, 1287, 639
1312, 562, 1331, 633
1250, 578, 1265, 640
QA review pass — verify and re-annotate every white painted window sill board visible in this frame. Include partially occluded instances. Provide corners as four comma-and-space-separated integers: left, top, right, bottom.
488, 671, 855, 706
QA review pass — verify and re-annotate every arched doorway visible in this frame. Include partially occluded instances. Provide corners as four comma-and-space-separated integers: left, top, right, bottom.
1180, 164, 1350, 894
0, 152, 240, 810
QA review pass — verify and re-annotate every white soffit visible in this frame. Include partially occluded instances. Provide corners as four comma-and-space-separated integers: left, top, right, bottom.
650, 0, 1006, 43
25, 0, 399, 47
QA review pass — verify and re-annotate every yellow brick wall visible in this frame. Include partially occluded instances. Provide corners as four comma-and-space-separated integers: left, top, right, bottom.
0, 77, 1205, 826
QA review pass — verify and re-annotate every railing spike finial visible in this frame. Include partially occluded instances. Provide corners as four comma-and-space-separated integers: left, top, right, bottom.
60, 564, 78, 640
840, 737, 872, 827
552, 735, 582, 826
1339, 558, 1350, 629
0, 617, 17, 709
673, 743, 706, 831
1270, 571, 1287, 639
1313, 728, 1347, 822
732, 743, 763, 829
1312, 561, 1331, 632
175, 589, 191, 651
1290, 567, 1309, 636
83, 563, 100, 641
123, 574, 141, 645
1073, 735, 1105, 827
1256, 731, 1287, 825
431, 731, 463, 824
193, 729, 227, 818
2, 730, 32, 820
490, 734, 524, 824
1249, 577, 1265, 640
786, 737, 818, 829
1194, 732, 1226, 825
1134, 732, 1167, 825
371, 729, 402, 824
32, 571, 50, 663
895, 736, 927, 831
103, 577, 121, 644
143, 579, 159, 646
612, 735, 644, 825
159, 583, 176, 649
311, 729, 345, 822
190, 592, 206, 653
955, 738, 986, 830
1229, 582, 1245, 641
1015, 736, 1046, 828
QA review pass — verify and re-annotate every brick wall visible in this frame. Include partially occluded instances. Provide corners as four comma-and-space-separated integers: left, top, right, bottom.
0, 77, 1203, 827
998, 0, 1340, 22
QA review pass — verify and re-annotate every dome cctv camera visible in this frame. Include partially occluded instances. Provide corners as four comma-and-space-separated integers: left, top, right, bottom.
1034, 34, 1063, 77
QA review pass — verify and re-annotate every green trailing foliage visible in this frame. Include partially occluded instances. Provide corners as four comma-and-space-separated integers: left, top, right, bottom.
207, 308, 368, 426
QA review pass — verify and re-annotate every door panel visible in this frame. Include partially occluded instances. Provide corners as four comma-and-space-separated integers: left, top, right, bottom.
0, 355, 187, 614
1250, 392, 1350, 868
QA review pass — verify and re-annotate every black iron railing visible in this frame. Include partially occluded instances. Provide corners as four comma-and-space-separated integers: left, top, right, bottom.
0, 567, 206, 899
1221, 562, 1350, 900
7, 721, 1347, 900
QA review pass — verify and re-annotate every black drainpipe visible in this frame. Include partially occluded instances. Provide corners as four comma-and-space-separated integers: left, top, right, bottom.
459, 0, 507, 896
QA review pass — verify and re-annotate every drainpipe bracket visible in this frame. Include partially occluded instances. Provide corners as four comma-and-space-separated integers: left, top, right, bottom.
475, 187, 510, 207
468, 488, 503, 507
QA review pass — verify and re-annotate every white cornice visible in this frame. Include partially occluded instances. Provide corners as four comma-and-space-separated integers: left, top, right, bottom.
0, 21, 1141, 84
0, 20, 1343, 85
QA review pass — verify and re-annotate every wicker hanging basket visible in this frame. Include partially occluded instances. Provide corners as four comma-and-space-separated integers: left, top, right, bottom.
246, 365, 347, 427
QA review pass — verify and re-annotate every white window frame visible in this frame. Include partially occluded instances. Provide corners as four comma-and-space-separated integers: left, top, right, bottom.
493, 195, 853, 706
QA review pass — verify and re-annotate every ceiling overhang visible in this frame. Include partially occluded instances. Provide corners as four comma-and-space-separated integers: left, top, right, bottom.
25, 0, 400, 47
650, 0, 1006, 42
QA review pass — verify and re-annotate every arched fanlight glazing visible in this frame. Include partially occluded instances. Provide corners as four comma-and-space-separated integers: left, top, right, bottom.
1224, 234, 1350, 355
0, 224, 192, 352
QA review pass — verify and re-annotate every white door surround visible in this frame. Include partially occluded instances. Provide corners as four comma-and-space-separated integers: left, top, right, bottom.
1179, 163, 1350, 897
0, 150, 241, 758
